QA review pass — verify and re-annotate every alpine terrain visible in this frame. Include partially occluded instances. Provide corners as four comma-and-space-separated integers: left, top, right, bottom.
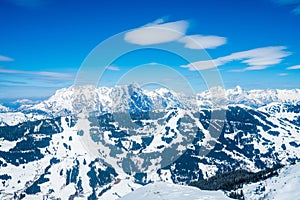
0, 84, 300, 199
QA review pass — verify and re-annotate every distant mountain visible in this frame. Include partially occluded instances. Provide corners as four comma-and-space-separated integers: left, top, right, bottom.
1, 84, 299, 117
28, 84, 183, 116
0, 104, 9, 113
0, 84, 300, 199
198, 86, 300, 108
12, 99, 41, 111
0, 84, 299, 118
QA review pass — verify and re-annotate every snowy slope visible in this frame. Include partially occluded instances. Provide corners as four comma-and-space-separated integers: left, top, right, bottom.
243, 163, 300, 200
0, 116, 143, 199
258, 102, 300, 122
120, 182, 231, 200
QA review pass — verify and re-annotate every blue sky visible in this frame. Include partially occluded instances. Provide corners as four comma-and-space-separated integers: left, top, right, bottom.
0, 0, 300, 99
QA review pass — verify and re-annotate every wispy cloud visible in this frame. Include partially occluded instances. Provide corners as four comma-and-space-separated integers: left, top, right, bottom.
0, 67, 73, 79
270, 0, 300, 14
293, 5, 300, 14
278, 73, 288, 76
182, 46, 291, 71
178, 35, 227, 49
0, 55, 14, 62
181, 60, 217, 71
105, 66, 120, 71
125, 19, 188, 45
287, 65, 300, 70
271, 0, 300, 5
0, 79, 27, 85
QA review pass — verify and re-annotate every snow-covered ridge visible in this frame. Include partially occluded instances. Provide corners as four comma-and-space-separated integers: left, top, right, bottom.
1, 85, 300, 126
120, 182, 231, 200
0, 112, 45, 126
198, 86, 300, 107
29, 84, 185, 116
26, 85, 300, 115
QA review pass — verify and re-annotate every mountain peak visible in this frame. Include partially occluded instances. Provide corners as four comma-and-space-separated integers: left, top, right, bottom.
234, 85, 243, 93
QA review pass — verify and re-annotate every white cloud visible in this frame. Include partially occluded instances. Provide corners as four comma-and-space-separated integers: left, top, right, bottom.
243, 65, 269, 71
181, 46, 291, 71
181, 60, 219, 71
287, 65, 300, 70
106, 66, 120, 71
125, 19, 227, 49
147, 18, 166, 25
178, 35, 227, 49
0, 55, 14, 61
0, 67, 73, 78
6, 0, 48, 8
124, 20, 188, 45
219, 46, 290, 67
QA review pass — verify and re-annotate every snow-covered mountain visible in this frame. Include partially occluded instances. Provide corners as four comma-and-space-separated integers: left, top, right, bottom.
0, 84, 300, 199
28, 85, 300, 116
28, 84, 185, 116
198, 86, 300, 108
1, 84, 300, 120
0, 104, 9, 113
12, 99, 41, 111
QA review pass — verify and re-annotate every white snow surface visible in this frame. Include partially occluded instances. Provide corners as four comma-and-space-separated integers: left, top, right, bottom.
120, 182, 231, 200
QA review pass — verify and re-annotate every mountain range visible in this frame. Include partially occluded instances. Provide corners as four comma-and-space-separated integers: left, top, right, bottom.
0, 84, 300, 199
